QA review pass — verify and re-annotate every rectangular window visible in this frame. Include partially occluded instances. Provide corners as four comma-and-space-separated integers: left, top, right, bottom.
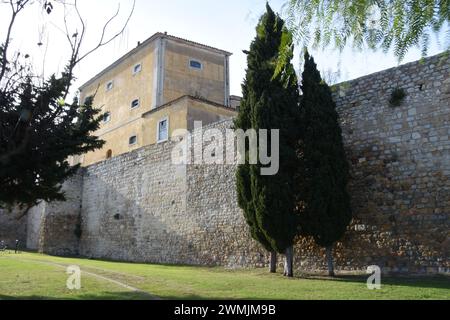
189, 59, 202, 70
131, 98, 140, 109
133, 63, 142, 75
129, 135, 137, 145
106, 80, 114, 91
103, 112, 111, 123
157, 117, 169, 143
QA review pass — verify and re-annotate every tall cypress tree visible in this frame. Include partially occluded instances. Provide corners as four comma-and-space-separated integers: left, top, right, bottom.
298, 52, 352, 276
235, 4, 300, 277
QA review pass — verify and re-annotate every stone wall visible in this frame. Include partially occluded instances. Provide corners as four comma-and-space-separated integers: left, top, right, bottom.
76, 120, 268, 267
325, 52, 450, 273
26, 203, 45, 251
25, 173, 83, 256
0, 209, 27, 249
39, 173, 83, 256
79, 141, 189, 263
24, 52, 449, 274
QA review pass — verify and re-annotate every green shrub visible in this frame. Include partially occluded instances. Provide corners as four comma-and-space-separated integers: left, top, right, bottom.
389, 88, 407, 107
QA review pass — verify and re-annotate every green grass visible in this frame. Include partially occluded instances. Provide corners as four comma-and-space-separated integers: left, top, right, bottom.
0, 252, 448, 300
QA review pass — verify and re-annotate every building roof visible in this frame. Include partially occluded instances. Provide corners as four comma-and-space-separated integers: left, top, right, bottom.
162, 33, 233, 56
79, 32, 232, 91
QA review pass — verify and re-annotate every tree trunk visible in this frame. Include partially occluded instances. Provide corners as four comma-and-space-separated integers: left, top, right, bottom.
326, 246, 335, 277
269, 251, 277, 273
283, 246, 294, 277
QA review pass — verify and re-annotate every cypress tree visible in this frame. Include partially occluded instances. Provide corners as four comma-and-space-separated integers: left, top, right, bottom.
235, 4, 300, 277
298, 52, 352, 276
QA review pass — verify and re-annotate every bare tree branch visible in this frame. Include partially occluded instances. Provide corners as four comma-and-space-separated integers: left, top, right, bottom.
0, 0, 32, 84
59, 0, 135, 99
75, 0, 135, 64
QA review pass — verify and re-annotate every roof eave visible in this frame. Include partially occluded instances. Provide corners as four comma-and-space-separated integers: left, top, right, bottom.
79, 32, 232, 92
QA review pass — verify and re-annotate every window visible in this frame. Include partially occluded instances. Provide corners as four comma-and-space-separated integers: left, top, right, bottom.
131, 98, 140, 109
106, 150, 112, 159
103, 112, 111, 123
133, 63, 142, 75
106, 81, 114, 91
157, 118, 169, 143
106, 80, 114, 91
189, 59, 202, 70
129, 135, 137, 145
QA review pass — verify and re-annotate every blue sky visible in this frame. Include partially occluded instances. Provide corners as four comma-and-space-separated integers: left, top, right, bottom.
0, 0, 447, 97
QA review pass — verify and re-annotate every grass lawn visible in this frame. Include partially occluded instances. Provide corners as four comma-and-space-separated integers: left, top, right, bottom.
0, 252, 448, 300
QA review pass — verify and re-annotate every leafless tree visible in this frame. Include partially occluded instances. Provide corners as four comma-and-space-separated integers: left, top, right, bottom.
1, 0, 135, 97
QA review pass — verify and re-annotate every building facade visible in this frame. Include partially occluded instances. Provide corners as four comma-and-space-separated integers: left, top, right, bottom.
77, 33, 236, 166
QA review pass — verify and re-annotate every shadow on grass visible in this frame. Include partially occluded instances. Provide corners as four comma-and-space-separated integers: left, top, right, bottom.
295, 274, 450, 290
11, 251, 220, 270
0, 291, 155, 301
0, 292, 222, 301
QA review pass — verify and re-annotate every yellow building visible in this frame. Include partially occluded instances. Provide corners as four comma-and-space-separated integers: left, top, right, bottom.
77, 32, 237, 166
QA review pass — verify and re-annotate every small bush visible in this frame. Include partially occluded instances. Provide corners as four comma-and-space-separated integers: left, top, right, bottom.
389, 88, 407, 107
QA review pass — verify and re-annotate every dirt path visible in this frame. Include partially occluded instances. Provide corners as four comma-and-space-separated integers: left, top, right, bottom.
6, 255, 161, 300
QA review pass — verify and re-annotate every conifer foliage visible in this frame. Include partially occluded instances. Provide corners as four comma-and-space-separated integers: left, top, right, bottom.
235, 4, 300, 277
298, 52, 352, 276
0, 69, 104, 212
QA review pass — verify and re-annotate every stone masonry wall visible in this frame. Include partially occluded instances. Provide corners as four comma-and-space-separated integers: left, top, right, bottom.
25, 173, 83, 256
25, 53, 449, 274
79, 141, 189, 263
324, 52, 450, 273
77, 120, 267, 267
26, 203, 45, 251
0, 209, 27, 249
